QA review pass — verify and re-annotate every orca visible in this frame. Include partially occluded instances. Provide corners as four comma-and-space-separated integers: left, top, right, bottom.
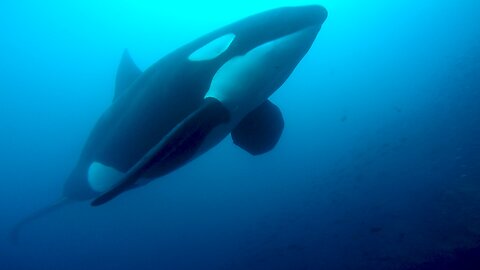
10, 5, 327, 241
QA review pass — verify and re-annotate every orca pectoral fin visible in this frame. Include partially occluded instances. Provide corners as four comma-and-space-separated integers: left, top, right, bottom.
231, 100, 284, 155
91, 98, 230, 206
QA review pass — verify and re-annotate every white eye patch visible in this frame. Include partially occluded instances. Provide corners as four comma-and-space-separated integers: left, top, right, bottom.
188, 33, 236, 61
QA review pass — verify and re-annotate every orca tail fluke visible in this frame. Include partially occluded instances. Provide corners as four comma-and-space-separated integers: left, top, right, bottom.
8, 197, 73, 244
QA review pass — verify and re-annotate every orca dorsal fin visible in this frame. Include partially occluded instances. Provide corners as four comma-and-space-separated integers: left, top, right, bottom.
231, 100, 284, 155
114, 49, 142, 101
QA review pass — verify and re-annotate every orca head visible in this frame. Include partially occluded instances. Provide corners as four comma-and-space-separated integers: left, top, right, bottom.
189, 5, 328, 63
228, 5, 328, 53
198, 5, 328, 115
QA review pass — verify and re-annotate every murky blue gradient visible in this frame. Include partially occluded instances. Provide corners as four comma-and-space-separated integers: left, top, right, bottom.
1, 0, 479, 269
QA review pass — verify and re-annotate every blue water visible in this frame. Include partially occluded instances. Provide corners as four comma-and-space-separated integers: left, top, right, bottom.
1, 0, 479, 269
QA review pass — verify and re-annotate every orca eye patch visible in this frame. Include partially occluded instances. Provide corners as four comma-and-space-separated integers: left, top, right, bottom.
188, 33, 236, 61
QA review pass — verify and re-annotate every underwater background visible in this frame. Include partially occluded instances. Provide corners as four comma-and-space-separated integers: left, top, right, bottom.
1, 0, 479, 269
